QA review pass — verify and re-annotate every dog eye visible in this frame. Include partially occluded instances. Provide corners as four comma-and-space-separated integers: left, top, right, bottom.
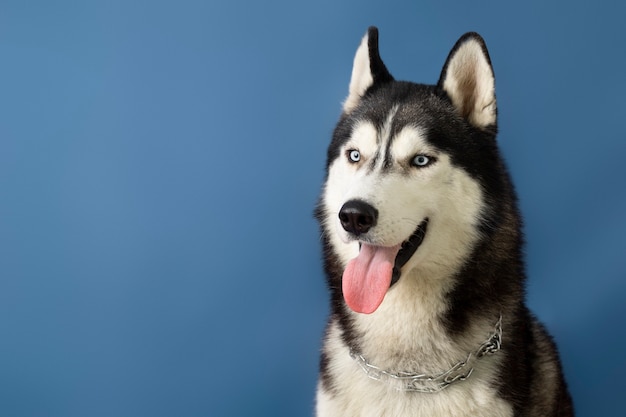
347, 149, 361, 163
412, 155, 433, 167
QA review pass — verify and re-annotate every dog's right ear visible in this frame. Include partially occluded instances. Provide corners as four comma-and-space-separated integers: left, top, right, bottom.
343, 26, 394, 113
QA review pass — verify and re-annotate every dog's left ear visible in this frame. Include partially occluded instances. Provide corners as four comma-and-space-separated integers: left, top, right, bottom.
437, 33, 496, 130
343, 26, 394, 113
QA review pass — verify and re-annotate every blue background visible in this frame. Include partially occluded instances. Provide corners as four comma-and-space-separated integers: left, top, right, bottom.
1, 1, 625, 416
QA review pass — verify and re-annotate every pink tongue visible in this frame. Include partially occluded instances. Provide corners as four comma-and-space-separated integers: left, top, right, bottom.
342, 243, 401, 314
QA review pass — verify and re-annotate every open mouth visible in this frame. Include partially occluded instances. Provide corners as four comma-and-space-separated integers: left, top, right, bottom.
391, 218, 429, 286
343, 218, 429, 314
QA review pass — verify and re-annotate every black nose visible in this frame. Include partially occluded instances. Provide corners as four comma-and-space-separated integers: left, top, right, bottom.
338, 200, 378, 235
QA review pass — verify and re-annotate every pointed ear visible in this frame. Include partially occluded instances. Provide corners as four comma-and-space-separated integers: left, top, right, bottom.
437, 33, 497, 129
343, 26, 394, 113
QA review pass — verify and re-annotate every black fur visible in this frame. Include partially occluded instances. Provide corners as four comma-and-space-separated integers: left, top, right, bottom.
365, 27, 393, 86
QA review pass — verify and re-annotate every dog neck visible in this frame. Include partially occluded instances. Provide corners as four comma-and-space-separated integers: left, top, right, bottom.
349, 315, 502, 392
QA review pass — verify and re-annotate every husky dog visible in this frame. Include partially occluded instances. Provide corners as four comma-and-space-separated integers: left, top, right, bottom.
314, 27, 573, 416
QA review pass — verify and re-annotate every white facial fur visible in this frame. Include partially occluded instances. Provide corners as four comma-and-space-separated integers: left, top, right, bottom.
321, 108, 485, 279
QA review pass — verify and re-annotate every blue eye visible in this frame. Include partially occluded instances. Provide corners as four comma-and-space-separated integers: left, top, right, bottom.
348, 149, 361, 163
412, 155, 432, 167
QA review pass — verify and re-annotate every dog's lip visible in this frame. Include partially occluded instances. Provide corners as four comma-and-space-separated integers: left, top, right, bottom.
391, 218, 429, 285
355, 218, 429, 286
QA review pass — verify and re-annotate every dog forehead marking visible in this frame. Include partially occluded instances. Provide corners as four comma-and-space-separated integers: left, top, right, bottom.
349, 106, 400, 170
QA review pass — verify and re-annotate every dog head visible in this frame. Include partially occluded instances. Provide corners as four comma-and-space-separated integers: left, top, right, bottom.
317, 27, 501, 314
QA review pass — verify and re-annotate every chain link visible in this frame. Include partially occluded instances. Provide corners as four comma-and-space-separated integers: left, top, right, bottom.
350, 315, 502, 393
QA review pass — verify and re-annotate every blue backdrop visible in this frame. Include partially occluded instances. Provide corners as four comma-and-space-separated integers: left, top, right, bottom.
1, 1, 625, 416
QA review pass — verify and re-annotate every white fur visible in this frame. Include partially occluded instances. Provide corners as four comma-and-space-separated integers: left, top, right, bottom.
317, 322, 513, 417
343, 33, 374, 113
317, 115, 512, 416
442, 38, 496, 128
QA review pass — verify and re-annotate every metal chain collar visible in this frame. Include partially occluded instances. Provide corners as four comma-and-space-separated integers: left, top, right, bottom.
349, 315, 502, 393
